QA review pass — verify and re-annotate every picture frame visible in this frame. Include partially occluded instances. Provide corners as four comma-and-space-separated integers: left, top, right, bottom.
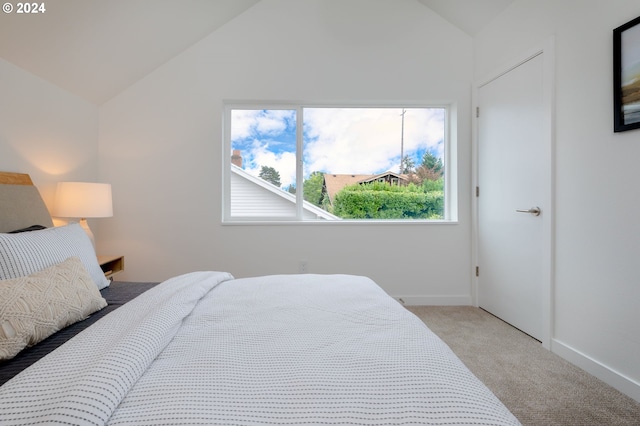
613, 15, 640, 132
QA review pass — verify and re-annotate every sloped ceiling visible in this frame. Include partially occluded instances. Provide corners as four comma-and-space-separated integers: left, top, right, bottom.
417, 0, 514, 37
0, 0, 513, 105
0, 0, 260, 104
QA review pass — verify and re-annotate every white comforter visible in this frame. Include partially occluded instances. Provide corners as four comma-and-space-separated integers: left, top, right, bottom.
0, 272, 520, 425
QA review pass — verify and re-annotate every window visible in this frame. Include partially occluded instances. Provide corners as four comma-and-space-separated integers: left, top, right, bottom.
223, 104, 453, 222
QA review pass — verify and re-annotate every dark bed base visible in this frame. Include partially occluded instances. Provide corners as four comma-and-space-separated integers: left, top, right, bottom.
0, 281, 160, 386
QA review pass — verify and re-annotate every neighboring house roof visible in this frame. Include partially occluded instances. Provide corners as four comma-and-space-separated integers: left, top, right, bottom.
323, 174, 372, 206
231, 165, 339, 220
323, 172, 409, 205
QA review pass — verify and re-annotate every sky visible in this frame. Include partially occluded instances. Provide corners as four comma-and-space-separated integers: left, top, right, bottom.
231, 107, 445, 189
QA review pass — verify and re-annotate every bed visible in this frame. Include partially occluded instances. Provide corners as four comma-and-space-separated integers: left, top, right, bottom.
0, 172, 521, 425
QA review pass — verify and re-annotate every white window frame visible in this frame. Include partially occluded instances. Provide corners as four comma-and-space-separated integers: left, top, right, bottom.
222, 101, 458, 224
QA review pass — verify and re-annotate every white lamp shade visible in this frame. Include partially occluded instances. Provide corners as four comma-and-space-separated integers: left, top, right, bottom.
53, 182, 113, 218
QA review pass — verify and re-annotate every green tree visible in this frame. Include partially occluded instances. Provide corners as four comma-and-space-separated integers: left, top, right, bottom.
400, 155, 415, 174
259, 166, 281, 187
303, 171, 325, 206
406, 151, 444, 186
421, 151, 443, 176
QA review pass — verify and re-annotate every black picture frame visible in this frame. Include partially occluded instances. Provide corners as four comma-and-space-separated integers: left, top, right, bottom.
613, 15, 640, 132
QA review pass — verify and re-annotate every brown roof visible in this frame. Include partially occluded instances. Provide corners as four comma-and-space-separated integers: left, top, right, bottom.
323, 172, 409, 204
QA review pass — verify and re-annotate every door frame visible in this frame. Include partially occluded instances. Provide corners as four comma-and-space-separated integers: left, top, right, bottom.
471, 37, 556, 349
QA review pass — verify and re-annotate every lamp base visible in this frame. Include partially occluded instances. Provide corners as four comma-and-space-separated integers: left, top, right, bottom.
78, 218, 96, 249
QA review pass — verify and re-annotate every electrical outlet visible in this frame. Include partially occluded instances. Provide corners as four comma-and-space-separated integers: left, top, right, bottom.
298, 260, 308, 273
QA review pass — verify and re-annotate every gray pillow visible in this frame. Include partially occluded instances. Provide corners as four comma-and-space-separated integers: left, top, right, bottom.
0, 223, 109, 290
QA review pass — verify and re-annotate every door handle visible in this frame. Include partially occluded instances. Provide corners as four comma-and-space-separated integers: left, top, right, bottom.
516, 207, 541, 216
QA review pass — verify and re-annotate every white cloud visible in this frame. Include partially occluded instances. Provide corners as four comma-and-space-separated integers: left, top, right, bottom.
231, 107, 445, 189
244, 140, 297, 189
231, 109, 295, 140
231, 109, 297, 188
304, 108, 444, 174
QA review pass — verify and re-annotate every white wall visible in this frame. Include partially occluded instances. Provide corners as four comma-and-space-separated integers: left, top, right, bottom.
98, 0, 474, 303
475, 0, 640, 401
0, 58, 100, 214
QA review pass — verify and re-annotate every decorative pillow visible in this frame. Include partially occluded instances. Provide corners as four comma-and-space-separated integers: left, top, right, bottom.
0, 257, 108, 360
0, 223, 109, 290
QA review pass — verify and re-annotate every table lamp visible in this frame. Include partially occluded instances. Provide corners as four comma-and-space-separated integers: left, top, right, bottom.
53, 182, 113, 248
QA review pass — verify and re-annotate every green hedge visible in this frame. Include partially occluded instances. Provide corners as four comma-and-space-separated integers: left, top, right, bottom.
333, 182, 443, 219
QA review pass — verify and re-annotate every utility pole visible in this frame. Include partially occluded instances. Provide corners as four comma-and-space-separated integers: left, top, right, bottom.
399, 108, 406, 173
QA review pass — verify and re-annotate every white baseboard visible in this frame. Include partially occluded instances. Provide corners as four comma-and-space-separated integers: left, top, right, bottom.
392, 295, 472, 306
551, 339, 640, 403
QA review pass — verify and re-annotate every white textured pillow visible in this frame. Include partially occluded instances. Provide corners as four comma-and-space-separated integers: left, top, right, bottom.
0, 256, 108, 360
0, 223, 109, 290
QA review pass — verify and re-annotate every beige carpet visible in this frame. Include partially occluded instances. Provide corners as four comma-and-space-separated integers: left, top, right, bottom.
405, 306, 640, 426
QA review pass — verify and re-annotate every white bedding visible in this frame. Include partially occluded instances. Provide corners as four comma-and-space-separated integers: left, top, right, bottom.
0, 272, 520, 425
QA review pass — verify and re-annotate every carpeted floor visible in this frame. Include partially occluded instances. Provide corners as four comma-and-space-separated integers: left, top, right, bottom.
405, 306, 640, 426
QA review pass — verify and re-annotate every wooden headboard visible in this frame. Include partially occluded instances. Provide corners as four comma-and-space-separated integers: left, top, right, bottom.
0, 172, 54, 232
0, 171, 34, 185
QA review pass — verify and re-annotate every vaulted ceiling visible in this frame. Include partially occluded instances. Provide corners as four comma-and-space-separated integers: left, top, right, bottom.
0, 0, 513, 105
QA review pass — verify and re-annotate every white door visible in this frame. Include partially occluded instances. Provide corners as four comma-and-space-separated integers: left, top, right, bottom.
477, 53, 547, 341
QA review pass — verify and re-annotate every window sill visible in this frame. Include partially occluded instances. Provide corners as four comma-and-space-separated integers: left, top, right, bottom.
222, 219, 459, 226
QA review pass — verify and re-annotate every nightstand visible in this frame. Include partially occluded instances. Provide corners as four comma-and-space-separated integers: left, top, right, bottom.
98, 255, 124, 281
